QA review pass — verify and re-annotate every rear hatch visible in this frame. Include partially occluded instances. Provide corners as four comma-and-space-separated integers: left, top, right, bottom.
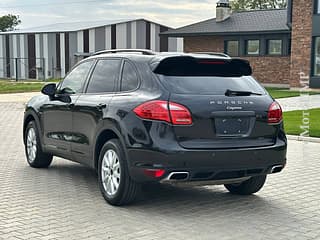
153, 55, 278, 149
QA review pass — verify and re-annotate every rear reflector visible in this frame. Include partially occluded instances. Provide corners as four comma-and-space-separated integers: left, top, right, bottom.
133, 100, 192, 125
143, 169, 165, 178
268, 101, 283, 124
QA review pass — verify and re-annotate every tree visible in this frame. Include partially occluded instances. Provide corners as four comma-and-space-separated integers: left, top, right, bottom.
231, 0, 287, 10
0, 14, 21, 32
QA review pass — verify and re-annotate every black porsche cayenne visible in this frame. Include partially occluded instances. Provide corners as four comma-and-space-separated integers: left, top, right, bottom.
23, 49, 287, 206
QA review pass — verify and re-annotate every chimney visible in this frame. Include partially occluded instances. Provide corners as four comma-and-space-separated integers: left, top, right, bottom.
216, 0, 232, 22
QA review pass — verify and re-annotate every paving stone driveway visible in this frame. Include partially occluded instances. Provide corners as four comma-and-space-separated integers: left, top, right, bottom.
0, 102, 319, 240
277, 94, 320, 112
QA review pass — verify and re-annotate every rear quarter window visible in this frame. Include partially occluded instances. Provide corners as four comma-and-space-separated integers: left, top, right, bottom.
120, 61, 139, 92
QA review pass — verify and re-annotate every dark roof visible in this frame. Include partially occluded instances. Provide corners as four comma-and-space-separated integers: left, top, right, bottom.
161, 9, 290, 37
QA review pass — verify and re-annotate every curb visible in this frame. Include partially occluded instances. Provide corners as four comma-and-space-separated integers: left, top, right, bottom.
287, 135, 320, 143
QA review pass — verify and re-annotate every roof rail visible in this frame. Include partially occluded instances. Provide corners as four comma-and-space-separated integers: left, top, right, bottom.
193, 52, 231, 58
93, 49, 156, 56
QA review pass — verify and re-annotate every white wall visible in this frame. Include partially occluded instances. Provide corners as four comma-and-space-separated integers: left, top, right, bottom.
150, 23, 156, 51
77, 31, 84, 53
35, 34, 41, 79
116, 23, 127, 49
0, 35, 4, 78
19, 35, 26, 79
89, 29, 95, 52
131, 21, 137, 49
177, 37, 184, 52
12, 35, 18, 78
43, 34, 49, 79
60, 33, 65, 77
105, 26, 112, 50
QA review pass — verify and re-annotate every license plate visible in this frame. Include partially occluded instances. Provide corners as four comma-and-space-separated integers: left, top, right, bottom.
215, 117, 251, 136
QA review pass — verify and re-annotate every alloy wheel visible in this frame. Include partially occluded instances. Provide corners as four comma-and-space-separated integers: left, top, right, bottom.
101, 149, 121, 196
26, 127, 37, 163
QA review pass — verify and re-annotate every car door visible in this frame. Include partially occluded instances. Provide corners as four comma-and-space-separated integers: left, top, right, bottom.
71, 58, 122, 167
41, 60, 94, 158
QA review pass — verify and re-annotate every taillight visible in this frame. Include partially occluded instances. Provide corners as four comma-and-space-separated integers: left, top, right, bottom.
133, 100, 192, 125
169, 102, 193, 125
268, 101, 283, 124
133, 100, 170, 123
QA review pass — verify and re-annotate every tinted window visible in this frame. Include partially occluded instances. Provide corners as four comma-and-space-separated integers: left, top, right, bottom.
121, 62, 139, 91
157, 75, 266, 95
86, 59, 121, 93
59, 60, 93, 94
154, 57, 252, 77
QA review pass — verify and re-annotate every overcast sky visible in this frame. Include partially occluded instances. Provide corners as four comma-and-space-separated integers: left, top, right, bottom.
0, 0, 218, 29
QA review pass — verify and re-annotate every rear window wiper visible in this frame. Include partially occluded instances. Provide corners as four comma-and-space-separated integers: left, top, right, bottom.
225, 89, 263, 97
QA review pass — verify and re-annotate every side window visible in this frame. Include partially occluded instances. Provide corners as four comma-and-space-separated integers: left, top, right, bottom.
59, 60, 93, 94
86, 59, 121, 93
121, 62, 139, 92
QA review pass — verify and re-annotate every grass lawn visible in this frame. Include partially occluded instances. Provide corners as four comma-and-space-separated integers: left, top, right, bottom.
283, 108, 320, 137
265, 87, 320, 99
0, 79, 61, 94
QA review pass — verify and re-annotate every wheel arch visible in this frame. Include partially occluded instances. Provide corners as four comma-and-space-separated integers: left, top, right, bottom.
23, 109, 41, 145
94, 126, 127, 171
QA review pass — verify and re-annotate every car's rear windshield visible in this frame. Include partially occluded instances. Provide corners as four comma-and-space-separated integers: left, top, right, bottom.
156, 75, 266, 95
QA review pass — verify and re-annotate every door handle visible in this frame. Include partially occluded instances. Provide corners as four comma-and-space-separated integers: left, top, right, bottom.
96, 103, 107, 110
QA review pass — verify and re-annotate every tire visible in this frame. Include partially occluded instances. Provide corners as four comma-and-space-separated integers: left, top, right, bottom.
24, 121, 53, 168
98, 139, 140, 206
224, 175, 267, 195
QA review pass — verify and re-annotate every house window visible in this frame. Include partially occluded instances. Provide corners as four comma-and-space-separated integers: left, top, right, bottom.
225, 40, 239, 56
246, 40, 260, 55
314, 37, 320, 76
268, 40, 282, 55
317, 0, 320, 13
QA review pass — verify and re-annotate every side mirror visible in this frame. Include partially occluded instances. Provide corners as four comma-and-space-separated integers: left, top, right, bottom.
41, 83, 56, 96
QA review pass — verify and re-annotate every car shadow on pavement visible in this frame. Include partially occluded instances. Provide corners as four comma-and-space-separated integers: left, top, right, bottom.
31, 160, 296, 221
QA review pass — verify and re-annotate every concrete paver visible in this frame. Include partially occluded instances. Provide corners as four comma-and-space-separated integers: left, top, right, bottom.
277, 94, 320, 112
0, 102, 319, 239
0, 92, 39, 103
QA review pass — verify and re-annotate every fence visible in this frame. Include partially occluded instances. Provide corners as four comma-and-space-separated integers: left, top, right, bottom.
0, 57, 46, 81
0, 56, 87, 81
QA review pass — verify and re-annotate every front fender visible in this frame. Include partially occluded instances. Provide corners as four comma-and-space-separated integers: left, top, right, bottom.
23, 108, 43, 146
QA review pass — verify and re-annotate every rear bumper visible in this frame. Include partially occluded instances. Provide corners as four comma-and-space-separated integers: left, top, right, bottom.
127, 138, 287, 183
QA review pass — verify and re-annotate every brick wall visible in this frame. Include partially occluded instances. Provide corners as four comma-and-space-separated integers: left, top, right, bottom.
184, 36, 224, 53
290, 0, 313, 87
243, 56, 291, 84
184, 36, 291, 85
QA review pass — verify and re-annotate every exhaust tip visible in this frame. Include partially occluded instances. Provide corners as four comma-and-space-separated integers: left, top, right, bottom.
270, 165, 283, 174
167, 172, 189, 181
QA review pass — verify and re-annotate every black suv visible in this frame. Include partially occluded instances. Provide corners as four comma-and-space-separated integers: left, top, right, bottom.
23, 49, 287, 206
